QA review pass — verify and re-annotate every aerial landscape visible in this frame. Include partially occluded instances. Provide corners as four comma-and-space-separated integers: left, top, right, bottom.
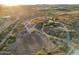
0, 4, 79, 55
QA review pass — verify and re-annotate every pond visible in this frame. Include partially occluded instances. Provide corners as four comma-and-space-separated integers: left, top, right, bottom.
71, 48, 79, 55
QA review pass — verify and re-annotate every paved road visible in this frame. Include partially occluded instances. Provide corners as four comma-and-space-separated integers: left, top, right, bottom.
0, 17, 20, 46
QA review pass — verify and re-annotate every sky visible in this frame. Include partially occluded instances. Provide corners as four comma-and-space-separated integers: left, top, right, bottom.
0, 0, 79, 6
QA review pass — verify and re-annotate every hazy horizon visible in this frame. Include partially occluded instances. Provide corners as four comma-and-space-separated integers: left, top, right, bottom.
0, 0, 79, 6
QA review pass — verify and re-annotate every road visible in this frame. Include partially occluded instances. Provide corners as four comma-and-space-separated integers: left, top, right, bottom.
0, 17, 21, 47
